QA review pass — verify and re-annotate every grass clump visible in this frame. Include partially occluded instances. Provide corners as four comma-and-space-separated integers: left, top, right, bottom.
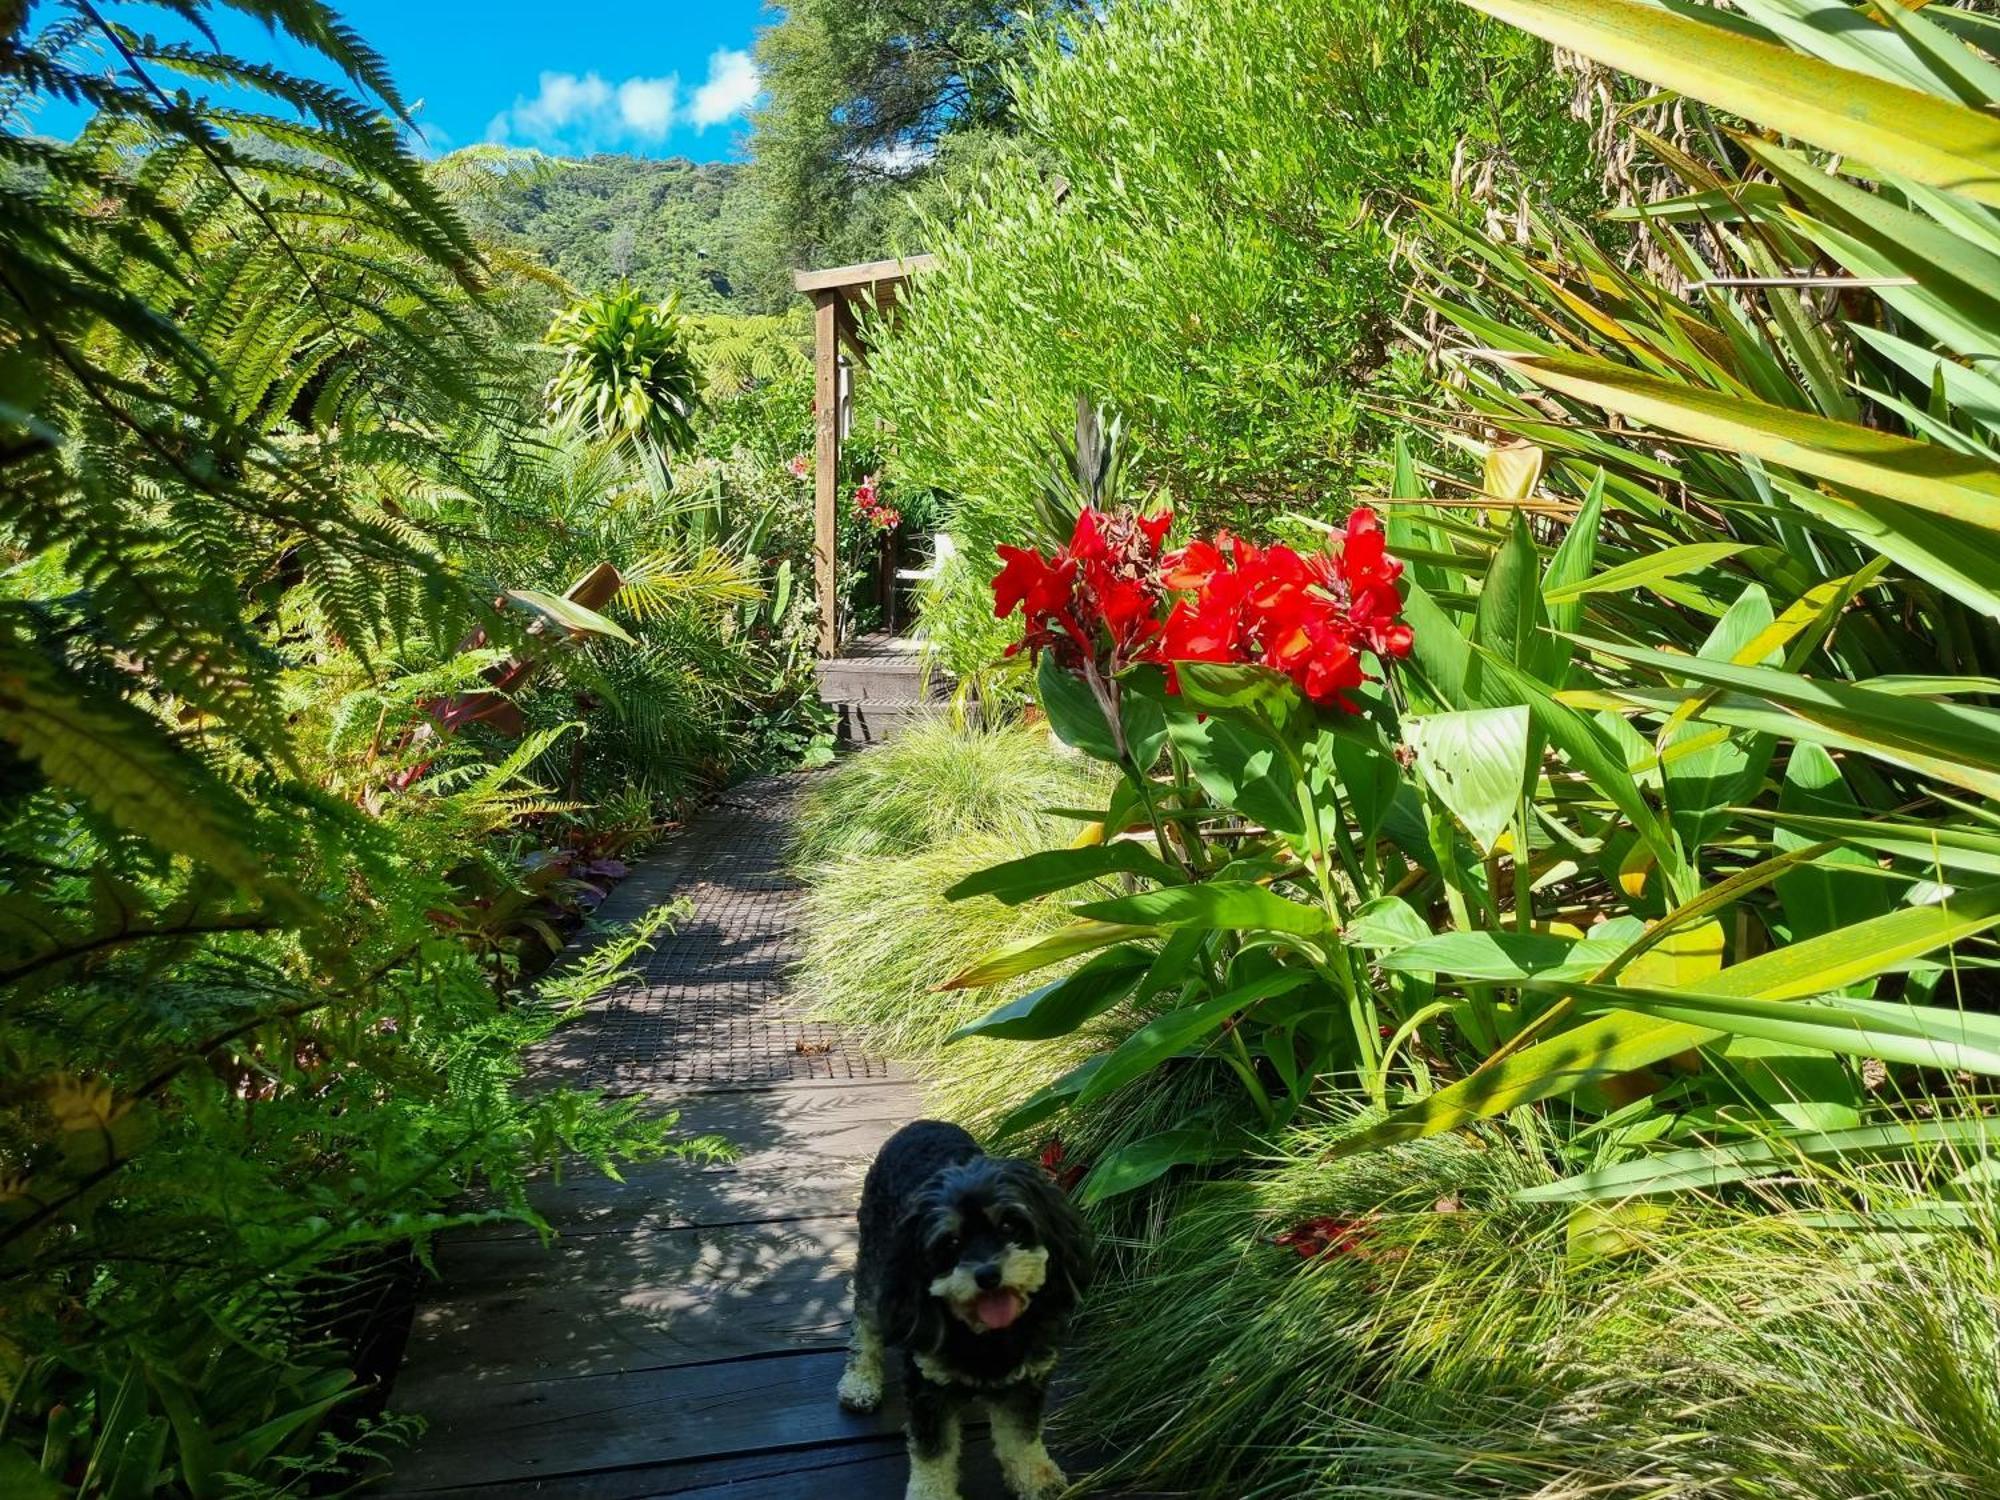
791, 717, 1110, 866
1071, 1113, 2000, 1498
792, 719, 1129, 1125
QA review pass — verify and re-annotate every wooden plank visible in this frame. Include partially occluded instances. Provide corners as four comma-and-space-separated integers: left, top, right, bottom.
813, 290, 840, 656
456, 1165, 862, 1242
388, 1432, 1024, 1499
395, 1216, 861, 1389
456, 1081, 912, 1240
388, 1350, 902, 1491
791, 255, 937, 294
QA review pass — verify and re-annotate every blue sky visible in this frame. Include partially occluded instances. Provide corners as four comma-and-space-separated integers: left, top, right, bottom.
27, 1, 771, 160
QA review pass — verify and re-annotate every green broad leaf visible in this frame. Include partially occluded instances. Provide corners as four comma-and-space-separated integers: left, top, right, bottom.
504, 588, 637, 645
1566, 1200, 1671, 1264
993, 1055, 1107, 1138
1772, 745, 1893, 946
1072, 881, 1331, 938
1537, 468, 1604, 684
1037, 654, 1120, 762
1400, 578, 1473, 712
1118, 664, 1172, 769
1078, 1125, 1250, 1205
1376, 927, 1624, 982
1405, 706, 1532, 855
948, 945, 1153, 1043
1458, 0, 2000, 208
1161, 699, 1305, 837
1498, 349, 2000, 536
1464, 645, 1694, 902
1076, 968, 1316, 1106
0, 1450, 62, 1500
938, 920, 1157, 991
1334, 883, 2000, 1155
1660, 586, 1778, 855
1176, 660, 1300, 714
1344, 894, 1434, 952
1323, 718, 1401, 841
1541, 542, 1750, 606
944, 843, 1179, 906
1582, 636, 2000, 802
1518, 1119, 1999, 1204
1473, 512, 1543, 669
1714, 1034, 1862, 1135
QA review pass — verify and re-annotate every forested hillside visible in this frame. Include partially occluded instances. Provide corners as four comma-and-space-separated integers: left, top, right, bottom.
471, 152, 782, 313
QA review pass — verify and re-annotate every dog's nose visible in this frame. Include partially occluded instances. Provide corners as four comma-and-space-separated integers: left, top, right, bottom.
974, 1264, 1003, 1291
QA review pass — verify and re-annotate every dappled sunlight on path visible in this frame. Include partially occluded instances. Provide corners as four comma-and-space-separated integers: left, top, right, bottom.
380, 775, 1020, 1498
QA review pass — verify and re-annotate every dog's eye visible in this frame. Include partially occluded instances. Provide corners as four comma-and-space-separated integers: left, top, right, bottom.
935, 1233, 959, 1260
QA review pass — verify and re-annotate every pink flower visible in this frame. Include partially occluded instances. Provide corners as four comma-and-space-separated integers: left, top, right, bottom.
786, 454, 810, 480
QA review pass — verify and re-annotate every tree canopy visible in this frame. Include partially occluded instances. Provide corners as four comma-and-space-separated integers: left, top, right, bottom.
742, 0, 1092, 292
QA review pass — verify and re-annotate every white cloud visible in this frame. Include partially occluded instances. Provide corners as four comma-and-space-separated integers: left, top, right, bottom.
487, 69, 675, 150
617, 76, 679, 139
686, 48, 759, 128
483, 50, 757, 152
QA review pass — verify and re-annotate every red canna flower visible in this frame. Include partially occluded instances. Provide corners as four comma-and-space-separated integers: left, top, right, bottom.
1147, 508, 1410, 710
990, 505, 1174, 671
1273, 1214, 1375, 1262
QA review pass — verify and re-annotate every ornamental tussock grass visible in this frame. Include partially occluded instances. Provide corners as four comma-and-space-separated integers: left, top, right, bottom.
798, 829, 1081, 1056
1068, 1112, 2000, 1499
797, 828, 1118, 1128
792, 718, 1124, 1126
790, 717, 1111, 867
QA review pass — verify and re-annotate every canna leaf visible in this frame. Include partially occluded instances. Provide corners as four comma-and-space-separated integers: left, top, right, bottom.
944, 843, 1179, 905
1071, 881, 1332, 938
937, 921, 1157, 991
949, 944, 1153, 1043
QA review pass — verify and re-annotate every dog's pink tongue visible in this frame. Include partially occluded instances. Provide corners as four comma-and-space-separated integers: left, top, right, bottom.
974, 1290, 1022, 1330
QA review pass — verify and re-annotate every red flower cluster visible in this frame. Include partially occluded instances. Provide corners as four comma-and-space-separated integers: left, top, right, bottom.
1155, 510, 1411, 710
992, 506, 1174, 671
853, 473, 900, 532
1273, 1214, 1375, 1263
992, 505, 1411, 708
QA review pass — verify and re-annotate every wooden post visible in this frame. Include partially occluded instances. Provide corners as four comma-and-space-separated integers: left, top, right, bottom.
812, 290, 841, 656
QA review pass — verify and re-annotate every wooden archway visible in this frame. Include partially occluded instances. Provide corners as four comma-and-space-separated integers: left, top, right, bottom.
792, 254, 935, 655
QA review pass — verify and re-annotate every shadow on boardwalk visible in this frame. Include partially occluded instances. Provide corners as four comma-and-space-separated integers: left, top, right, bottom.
378, 775, 1018, 1499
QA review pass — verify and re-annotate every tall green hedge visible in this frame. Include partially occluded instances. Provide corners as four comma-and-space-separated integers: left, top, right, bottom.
867, 0, 1600, 647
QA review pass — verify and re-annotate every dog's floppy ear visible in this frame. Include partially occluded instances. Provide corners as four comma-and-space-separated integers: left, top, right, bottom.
880, 1202, 947, 1355
1004, 1158, 1094, 1306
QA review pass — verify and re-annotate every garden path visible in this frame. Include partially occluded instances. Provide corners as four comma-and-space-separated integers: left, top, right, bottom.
381, 773, 1017, 1498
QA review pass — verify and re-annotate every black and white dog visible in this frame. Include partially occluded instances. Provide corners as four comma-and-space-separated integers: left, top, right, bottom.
838, 1120, 1092, 1500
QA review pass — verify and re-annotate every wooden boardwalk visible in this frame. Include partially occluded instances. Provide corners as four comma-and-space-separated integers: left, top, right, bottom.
382, 775, 1017, 1498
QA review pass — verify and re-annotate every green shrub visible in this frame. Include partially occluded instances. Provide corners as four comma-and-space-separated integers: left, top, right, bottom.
867, 0, 1600, 659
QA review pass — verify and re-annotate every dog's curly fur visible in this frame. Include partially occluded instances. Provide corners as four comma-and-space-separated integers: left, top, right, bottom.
839, 1120, 1091, 1500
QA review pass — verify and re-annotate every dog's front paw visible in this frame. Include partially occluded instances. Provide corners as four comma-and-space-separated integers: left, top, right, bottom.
836, 1364, 883, 1413
1001, 1450, 1066, 1500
